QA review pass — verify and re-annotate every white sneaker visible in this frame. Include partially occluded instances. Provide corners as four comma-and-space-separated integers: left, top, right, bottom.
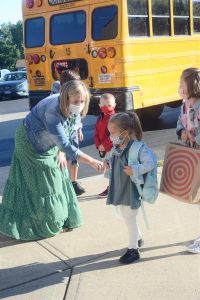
194, 235, 200, 244
185, 235, 200, 247
187, 241, 200, 254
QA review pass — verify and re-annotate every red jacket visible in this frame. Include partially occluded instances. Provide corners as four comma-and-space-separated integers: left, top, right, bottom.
94, 111, 115, 152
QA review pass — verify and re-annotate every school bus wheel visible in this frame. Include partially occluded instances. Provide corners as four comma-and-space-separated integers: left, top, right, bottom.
166, 100, 182, 108
137, 104, 164, 120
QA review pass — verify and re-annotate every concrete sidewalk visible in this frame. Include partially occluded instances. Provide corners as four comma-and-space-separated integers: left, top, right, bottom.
0, 170, 200, 300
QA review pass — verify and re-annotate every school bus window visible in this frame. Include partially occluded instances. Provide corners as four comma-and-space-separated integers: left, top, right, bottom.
92, 6, 118, 41
127, 0, 149, 37
193, 0, 200, 33
152, 0, 170, 36
52, 59, 88, 81
173, 0, 190, 35
50, 11, 86, 45
25, 17, 45, 48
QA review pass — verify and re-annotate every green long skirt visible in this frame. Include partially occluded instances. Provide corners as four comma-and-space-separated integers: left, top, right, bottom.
0, 124, 83, 240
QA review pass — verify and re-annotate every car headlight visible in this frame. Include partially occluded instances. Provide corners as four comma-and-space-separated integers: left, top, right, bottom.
17, 83, 24, 90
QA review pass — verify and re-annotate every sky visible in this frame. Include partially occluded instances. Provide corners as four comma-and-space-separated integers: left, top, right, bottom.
0, 0, 22, 25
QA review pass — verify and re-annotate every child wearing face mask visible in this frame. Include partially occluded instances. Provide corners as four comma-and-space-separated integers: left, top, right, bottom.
176, 68, 200, 254
94, 93, 116, 197
104, 112, 155, 264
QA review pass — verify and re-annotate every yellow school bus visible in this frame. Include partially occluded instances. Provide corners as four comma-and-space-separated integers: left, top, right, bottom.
22, 0, 200, 117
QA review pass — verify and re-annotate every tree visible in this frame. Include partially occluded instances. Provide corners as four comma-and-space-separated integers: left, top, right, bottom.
10, 21, 24, 59
0, 21, 24, 70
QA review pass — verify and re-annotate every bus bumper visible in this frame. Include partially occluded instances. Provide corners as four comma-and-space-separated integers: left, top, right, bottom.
88, 86, 139, 115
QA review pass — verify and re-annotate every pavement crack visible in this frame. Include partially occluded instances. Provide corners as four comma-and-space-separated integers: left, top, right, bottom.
36, 241, 71, 268
63, 266, 74, 300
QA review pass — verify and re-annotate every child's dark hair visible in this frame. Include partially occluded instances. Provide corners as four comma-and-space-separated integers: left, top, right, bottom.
109, 112, 143, 141
181, 68, 200, 99
60, 70, 80, 86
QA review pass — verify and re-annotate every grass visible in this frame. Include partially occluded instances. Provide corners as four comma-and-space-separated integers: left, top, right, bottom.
157, 160, 164, 167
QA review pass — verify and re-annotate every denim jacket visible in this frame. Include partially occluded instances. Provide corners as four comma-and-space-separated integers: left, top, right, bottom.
23, 94, 82, 160
176, 99, 200, 146
107, 140, 155, 184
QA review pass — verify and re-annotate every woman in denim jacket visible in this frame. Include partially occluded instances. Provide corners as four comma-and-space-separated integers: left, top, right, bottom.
0, 80, 103, 241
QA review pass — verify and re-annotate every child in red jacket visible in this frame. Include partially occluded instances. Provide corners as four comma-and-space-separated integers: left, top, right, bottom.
94, 93, 116, 197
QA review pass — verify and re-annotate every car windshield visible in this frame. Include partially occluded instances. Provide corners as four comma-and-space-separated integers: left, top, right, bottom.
4, 73, 27, 81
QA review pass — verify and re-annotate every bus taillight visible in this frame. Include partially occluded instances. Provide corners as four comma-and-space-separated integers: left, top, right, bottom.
98, 48, 107, 59
101, 66, 108, 74
36, 70, 42, 77
35, 0, 43, 7
107, 47, 116, 58
32, 54, 40, 64
26, 0, 34, 8
26, 54, 33, 65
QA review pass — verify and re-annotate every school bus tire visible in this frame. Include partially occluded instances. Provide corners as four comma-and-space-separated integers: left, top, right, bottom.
166, 100, 182, 108
136, 104, 164, 120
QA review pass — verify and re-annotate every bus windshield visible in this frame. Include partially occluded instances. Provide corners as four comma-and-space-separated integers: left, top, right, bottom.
92, 5, 118, 41
50, 11, 86, 45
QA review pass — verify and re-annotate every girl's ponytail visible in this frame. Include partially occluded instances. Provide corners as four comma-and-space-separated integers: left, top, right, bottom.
128, 111, 143, 141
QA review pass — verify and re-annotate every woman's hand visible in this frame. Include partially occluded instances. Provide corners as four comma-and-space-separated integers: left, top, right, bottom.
123, 165, 133, 176
57, 151, 68, 168
91, 159, 104, 172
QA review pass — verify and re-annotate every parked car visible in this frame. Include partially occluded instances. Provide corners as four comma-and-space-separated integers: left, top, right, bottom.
0, 69, 10, 81
0, 71, 28, 100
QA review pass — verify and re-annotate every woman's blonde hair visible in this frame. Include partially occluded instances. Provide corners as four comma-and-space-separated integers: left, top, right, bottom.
109, 112, 143, 141
60, 80, 90, 117
181, 68, 200, 99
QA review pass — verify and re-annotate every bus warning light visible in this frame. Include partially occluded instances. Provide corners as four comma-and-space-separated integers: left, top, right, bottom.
98, 48, 107, 59
36, 0, 43, 7
26, 54, 33, 65
107, 47, 116, 58
32, 54, 40, 64
26, 0, 34, 8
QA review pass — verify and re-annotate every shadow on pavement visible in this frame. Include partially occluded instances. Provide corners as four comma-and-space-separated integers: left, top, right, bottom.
0, 240, 192, 298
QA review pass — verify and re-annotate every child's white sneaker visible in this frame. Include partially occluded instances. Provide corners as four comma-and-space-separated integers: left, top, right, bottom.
186, 235, 200, 247
187, 241, 200, 254
194, 235, 200, 243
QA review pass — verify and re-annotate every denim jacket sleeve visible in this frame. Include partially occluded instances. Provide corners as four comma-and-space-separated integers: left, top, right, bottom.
45, 112, 82, 160
129, 146, 155, 185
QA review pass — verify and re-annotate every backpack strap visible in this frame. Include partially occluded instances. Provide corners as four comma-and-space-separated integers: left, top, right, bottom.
129, 140, 150, 230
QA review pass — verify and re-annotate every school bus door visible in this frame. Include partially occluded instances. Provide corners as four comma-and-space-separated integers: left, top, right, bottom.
48, 6, 92, 90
